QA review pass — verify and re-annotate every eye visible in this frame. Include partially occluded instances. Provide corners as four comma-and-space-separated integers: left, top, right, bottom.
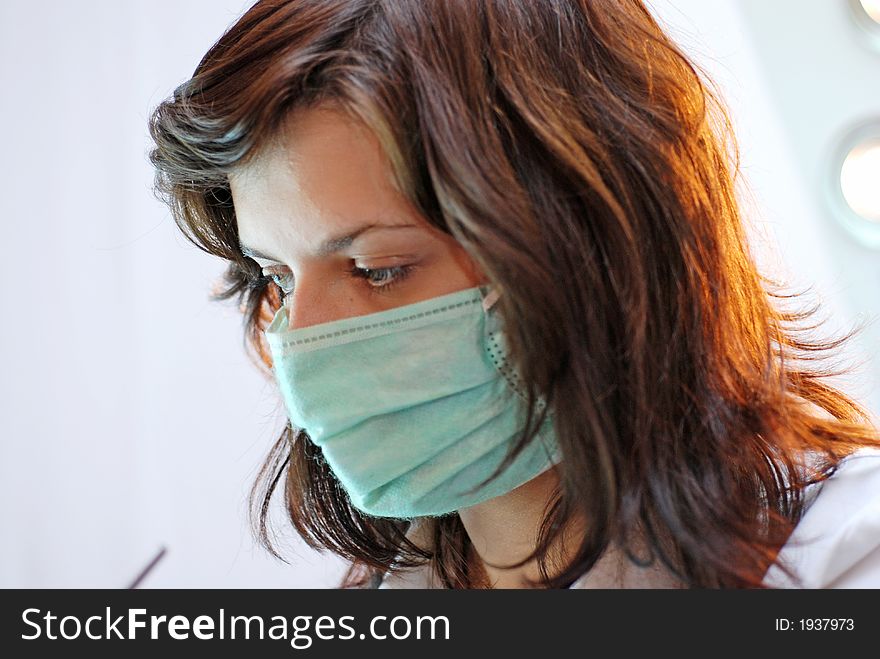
262, 266, 294, 298
261, 263, 417, 300
349, 264, 415, 292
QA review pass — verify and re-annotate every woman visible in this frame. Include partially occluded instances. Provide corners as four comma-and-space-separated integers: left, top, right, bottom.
148, 0, 880, 588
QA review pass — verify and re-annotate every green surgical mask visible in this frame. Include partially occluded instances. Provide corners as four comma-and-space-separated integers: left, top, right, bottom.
264, 284, 562, 519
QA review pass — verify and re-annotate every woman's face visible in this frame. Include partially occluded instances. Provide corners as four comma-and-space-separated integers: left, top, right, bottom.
230, 106, 485, 329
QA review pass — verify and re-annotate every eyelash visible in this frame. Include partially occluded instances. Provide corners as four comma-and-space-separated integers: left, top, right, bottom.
262, 264, 415, 300
348, 264, 416, 292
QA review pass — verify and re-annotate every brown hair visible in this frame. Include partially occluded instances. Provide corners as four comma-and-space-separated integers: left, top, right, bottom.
148, 0, 880, 588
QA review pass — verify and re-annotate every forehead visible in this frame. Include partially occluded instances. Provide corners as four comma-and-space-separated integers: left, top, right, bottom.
230, 105, 395, 204
229, 106, 412, 249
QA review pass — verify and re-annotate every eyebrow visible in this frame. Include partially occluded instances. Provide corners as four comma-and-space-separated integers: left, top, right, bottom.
239, 222, 420, 262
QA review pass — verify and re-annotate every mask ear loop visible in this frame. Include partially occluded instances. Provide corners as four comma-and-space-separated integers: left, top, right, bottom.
480, 286, 553, 424
481, 287, 501, 312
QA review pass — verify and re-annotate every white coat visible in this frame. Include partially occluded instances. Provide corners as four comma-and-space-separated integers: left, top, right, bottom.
377, 447, 880, 588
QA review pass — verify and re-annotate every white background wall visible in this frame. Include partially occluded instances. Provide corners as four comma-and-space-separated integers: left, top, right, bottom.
1, 1, 877, 588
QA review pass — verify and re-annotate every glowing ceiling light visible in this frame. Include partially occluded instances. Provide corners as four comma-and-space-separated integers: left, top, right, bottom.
840, 139, 880, 222
850, 0, 880, 48
829, 122, 880, 248
858, 0, 880, 24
